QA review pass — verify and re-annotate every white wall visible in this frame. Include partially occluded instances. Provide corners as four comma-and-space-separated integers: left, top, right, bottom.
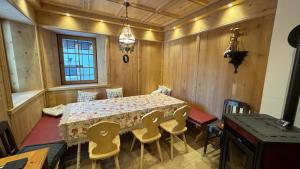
260, 0, 300, 127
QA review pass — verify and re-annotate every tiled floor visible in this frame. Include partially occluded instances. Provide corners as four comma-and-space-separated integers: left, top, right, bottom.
66, 131, 220, 169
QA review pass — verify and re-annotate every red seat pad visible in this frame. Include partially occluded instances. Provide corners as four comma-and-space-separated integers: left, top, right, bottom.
20, 115, 62, 148
188, 107, 218, 126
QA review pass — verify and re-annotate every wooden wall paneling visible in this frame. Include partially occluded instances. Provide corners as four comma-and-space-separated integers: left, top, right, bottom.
231, 15, 275, 113
35, 26, 45, 89
181, 35, 199, 103
139, 41, 162, 94
109, 37, 139, 96
162, 41, 169, 88
38, 27, 61, 88
105, 36, 111, 85
173, 39, 184, 99
2, 21, 43, 92
195, 33, 208, 110
96, 35, 108, 85
0, 23, 13, 110
207, 27, 234, 118
163, 15, 275, 118
167, 39, 182, 98
9, 93, 45, 145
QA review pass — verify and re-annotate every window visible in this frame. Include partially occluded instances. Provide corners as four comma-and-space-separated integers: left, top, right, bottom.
58, 35, 98, 84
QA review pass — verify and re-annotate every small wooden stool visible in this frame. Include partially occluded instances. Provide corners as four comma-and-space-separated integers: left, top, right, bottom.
188, 107, 218, 142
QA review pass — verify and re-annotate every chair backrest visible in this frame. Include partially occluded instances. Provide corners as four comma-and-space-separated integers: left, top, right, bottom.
173, 105, 191, 132
0, 121, 18, 157
223, 99, 250, 115
141, 111, 164, 139
87, 121, 120, 154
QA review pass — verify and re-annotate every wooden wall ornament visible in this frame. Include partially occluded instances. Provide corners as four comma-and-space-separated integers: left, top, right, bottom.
224, 28, 248, 73
123, 54, 129, 63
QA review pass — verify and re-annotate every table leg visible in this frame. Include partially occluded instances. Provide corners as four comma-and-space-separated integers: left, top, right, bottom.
77, 143, 81, 169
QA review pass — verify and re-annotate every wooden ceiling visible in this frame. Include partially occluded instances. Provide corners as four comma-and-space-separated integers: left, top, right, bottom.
36, 0, 220, 28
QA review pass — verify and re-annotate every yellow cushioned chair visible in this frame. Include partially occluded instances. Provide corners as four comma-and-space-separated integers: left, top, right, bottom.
131, 111, 164, 169
87, 121, 121, 169
160, 105, 190, 159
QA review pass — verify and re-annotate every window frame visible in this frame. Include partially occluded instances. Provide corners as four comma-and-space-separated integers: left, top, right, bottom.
57, 34, 98, 85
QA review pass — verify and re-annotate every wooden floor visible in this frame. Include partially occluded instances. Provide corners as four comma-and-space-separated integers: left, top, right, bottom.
66, 130, 220, 169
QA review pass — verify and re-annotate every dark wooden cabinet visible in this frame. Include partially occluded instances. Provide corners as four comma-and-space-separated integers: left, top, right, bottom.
220, 114, 300, 169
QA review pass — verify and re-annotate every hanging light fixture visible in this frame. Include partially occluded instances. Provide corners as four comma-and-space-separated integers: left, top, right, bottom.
119, 0, 136, 53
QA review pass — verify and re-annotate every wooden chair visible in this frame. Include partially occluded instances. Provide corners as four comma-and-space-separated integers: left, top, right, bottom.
131, 111, 164, 169
203, 99, 250, 155
0, 121, 67, 169
87, 121, 121, 169
160, 105, 191, 159
0, 121, 18, 157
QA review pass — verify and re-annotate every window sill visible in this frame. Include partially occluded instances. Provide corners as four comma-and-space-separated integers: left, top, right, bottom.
9, 90, 45, 114
46, 83, 111, 92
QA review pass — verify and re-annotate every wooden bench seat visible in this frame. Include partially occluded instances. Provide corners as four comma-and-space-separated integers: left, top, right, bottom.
188, 107, 217, 126
188, 107, 218, 141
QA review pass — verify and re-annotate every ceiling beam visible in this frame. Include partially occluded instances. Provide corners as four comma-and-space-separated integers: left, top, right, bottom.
115, 5, 124, 17
164, 0, 235, 30
39, 3, 163, 31
141, 13, 155, 23
186, 0, 209, 6
106, 0, 181, 19
141, 0, 174, 23
156, 0, 175, 12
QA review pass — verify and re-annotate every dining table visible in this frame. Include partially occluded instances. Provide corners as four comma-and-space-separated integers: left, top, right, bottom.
59, 93, 186, 169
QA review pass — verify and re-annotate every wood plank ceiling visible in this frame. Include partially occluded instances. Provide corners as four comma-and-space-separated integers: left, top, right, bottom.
38, 0, 219, 28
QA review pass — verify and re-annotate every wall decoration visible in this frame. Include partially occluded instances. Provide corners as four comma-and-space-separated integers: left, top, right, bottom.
224, 28, 248, 73
123, 54, 129, 63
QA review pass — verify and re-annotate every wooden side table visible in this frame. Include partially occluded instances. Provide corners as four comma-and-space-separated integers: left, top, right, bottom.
0, 148, 49, 169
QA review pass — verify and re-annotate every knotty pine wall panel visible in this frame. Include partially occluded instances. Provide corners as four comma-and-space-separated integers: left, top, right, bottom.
9, 93, 45, 146
163, 15, 275, 118
38, 28, 61, 88
139, 40, 163, 94
109, 37, 163, 97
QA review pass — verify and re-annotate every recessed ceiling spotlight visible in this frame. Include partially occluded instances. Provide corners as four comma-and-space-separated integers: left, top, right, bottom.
173, 26, 176, 30
66, 13, 70, 16
149, 28, 152, 31
194, 18, 198, 21
100, 20, 104, 22
228, 3, 233, 7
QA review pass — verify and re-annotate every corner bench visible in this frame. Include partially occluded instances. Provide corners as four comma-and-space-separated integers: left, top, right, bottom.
188, 107, 218, 141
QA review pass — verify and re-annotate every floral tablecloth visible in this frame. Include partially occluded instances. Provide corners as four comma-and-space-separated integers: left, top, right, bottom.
59, 93, 186, 146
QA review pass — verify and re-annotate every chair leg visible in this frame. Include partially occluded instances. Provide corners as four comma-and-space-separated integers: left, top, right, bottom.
182, 133, 188, 153
92, 160, 97, 169
114, 156, 120, 169
170, 134, 174, 160
130, 137, 136, 152
140, 143, 144, 169
77, 143, 81, 169
156, 140, 163, 162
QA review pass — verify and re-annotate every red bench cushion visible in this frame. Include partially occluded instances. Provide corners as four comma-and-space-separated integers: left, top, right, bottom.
188, 107, 217, 126
20, 116, 62, 148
